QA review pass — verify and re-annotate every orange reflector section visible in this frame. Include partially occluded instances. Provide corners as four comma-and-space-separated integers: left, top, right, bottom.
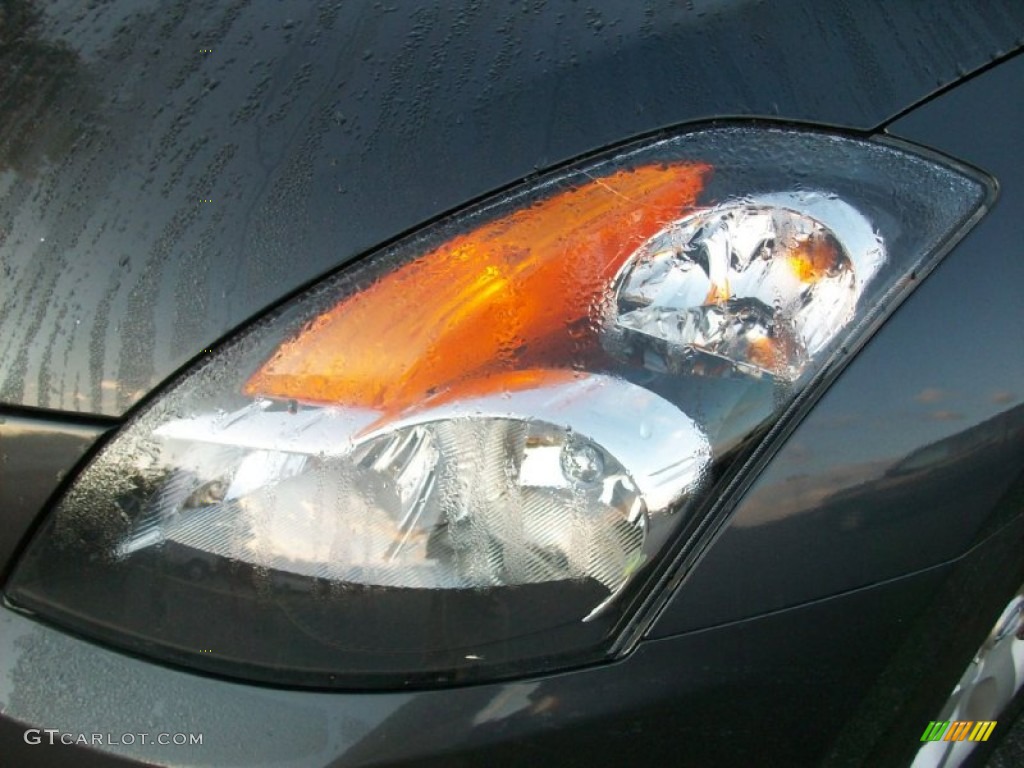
787, 232, 841, 283
245, 163, 710, 411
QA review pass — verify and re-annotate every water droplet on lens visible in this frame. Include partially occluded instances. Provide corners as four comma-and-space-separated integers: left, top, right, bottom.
560, 440, 604, 484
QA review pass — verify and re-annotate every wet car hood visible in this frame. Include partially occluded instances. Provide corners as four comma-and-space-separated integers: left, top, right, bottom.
2, 0, 1021, 417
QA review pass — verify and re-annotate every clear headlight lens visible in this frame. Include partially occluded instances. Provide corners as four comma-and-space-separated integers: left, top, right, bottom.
608, 192, 883, 380
5, 126, 990, 688
134, 370, 707, 614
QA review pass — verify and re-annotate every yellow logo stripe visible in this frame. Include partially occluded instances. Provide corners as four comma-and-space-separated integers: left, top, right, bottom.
969, 721, 997, 742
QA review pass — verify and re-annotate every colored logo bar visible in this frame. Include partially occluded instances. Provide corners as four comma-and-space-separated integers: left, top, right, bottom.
920, 721, 997, 742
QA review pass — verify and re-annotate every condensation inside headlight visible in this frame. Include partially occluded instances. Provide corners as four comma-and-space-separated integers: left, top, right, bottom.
6, 125, 990, 688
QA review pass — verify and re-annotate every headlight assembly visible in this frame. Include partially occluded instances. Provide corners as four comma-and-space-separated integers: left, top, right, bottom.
5, 125, 991, 688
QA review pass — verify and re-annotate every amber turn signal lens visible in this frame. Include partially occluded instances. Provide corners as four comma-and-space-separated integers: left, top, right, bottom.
245, 164, 710, 411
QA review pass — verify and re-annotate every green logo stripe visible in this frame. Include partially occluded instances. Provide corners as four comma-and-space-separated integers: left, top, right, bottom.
921, 721, 950, 742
